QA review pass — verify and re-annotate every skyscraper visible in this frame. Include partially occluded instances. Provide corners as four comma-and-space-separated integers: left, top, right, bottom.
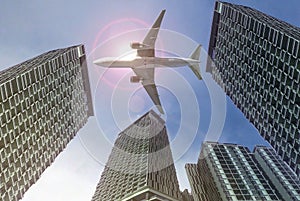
254, 146, 300, 201
185, 142, 280, 201
0, 45, 93, 201
207, 1, 300, 176
91, 110, 184, 201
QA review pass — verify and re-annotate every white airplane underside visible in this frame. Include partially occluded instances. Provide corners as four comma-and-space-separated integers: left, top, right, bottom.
94, 57, 198, 68
93, 9, 202, 114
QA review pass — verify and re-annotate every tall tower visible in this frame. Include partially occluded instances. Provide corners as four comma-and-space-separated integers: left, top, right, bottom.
207, 1, 300, 176
91, 110, 183, 201
185, 142, 280, 201
0, 45, 93, 201
253, 146, 300, 201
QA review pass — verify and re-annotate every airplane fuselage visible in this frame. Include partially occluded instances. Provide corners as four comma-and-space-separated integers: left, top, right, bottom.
94, 57, 199, 69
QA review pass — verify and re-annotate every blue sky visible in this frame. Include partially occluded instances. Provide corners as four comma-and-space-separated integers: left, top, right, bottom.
1, 0, 300, 200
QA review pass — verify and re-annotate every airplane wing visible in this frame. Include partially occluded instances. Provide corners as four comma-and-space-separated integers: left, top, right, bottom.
132, 67, 164, 114
137, 10, 166, 57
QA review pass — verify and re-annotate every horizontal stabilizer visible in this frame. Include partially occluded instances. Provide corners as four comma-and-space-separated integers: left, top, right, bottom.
190, 44, 201, 60
189, 44, 202, 80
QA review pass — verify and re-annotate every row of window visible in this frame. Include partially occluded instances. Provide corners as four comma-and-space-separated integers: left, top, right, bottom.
222, 4, 300, 58
256, 148, 300, 198
219, 29, 299, 87
218, 60, 299, 129
94, 169, 148, 200
0, 80, 84, 139
219, 70, 299, 150
0, 61, 83, 125
0, 58, 80, 103
259, 148, 299, 179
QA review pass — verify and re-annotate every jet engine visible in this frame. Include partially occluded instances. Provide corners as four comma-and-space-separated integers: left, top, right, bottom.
130, 76, 142, 83
130, 42, 148, 49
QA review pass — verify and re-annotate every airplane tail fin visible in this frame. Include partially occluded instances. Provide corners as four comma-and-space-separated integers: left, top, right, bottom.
157, 105, 165, 114
188, 44, 202, 80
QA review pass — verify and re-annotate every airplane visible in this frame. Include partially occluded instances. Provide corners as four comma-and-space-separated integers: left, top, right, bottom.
94, 10, 202, 114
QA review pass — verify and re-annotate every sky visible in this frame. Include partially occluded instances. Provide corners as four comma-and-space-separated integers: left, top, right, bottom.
1, 0, 300, 200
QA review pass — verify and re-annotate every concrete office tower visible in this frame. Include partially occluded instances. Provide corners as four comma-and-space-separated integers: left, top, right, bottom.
185, 142, 280, 201
207, 1, 300, 176
0, 45, 93, 201
91, 110, 183, 201
254, 146, 300, 201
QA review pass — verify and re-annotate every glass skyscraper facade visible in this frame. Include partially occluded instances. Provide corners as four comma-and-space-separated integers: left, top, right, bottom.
207, 1, 300, 177
0, 45, 93, 201
186, 142, 280, 201
254, 146, 300, 201
91, 110, 185, 201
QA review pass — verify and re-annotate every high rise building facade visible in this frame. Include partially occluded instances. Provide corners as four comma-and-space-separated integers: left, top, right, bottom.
91, 110, 184, 201
207, 1, 300, 176
185, 163, 221, 201
0, 45, 93, 201
185, 142, 280, 201
254, 146, 300, 201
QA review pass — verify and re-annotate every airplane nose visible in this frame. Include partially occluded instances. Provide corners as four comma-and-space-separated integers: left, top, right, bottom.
93, 58, 103, 65
93, 58, 109, 67
93, 57, 117, 67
